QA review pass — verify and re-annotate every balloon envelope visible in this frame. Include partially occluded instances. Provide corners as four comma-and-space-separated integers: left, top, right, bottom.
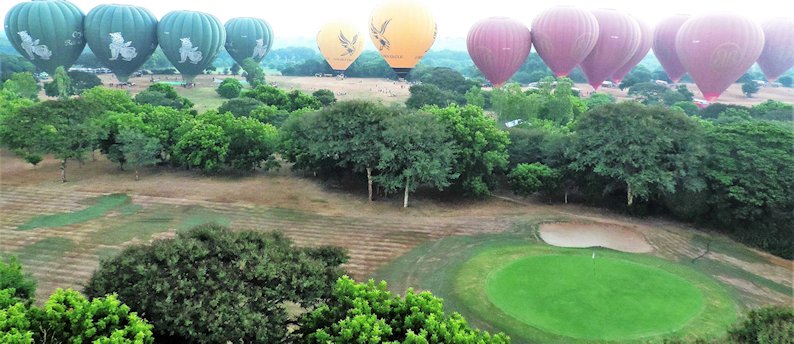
369, 0, 436, 78
676, 13, 764, 101
317, 21, 364, 72
225, 17, 274, 66
757, 18, 794, 82
653, 15, 690, 83
3, 0, 86, 75
580, 9, 641, 90
531, 6, 599, 77
157, 10, 226, 83
467, 17, 531, 87
612, 17, 651, 84
85, 4, 158, 83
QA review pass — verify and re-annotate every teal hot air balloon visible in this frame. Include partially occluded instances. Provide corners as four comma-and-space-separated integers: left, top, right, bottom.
225, 17, 274, 66
157, 10, 225, 83
4, 0, 86, 75
84, 4, 158, 83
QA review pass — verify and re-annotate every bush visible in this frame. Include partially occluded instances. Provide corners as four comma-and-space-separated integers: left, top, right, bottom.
216, 78, 243, 98
0, 256, 36, 306
85, 224, 347, 343
508, 163, 559, 197
134, 83, 193, 109
217, 97, 264, 117
728, 306, 793, 344
296, 276, 509, 343
312, 89, 336, 106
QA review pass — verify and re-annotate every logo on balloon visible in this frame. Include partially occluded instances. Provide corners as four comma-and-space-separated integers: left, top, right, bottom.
17, 31, 52, 60
710, 43, 743, 71
65, 31, 83, 46
338, 31, 358, 57
252, 38, 268, 59
370, 18, 392, 51
178, 38, 203, 64
570, 33, 596, 59
108, 32, 138, 61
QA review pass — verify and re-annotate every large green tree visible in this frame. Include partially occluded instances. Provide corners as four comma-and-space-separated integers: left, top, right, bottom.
1, 72, 39, 101
241, 58, 265, 87
118, 127, 161, 180
84, 224, 347, 343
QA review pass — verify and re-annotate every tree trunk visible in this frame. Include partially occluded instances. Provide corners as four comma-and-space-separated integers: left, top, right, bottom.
135, 168, 139, 181
366, 167, 373, 202
564, 191, 568, 204
60, 159, 67, 183
627, 183, 633, 206
403, 178, 410, 208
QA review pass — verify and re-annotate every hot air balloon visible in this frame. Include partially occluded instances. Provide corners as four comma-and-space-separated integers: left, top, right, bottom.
757, 18, 794, 82
225, 17, 274, 66
369, 0, 436, 78
157, 10, 225, 83
580, 9, 641, 90
467, 17, 531, 88
653, 15, 690, 83
3, 0, 85, 75
531, 6, 599, 77
676, 13, 764, 101
316, 21, 364, 73
84, 4, 158, 83
612, 17, 651, 84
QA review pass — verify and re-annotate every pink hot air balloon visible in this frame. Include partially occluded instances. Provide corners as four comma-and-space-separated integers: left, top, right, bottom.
467, 17, 532, 87
531, 6, 599, 77
653, 15, 690, 83
757, 18, 794, 82
612, 17, 651, 84
580, 9, 642, 90
676, 13, 764, 101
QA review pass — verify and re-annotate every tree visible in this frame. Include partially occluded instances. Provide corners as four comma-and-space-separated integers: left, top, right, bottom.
296, 277, 509, 343
244, 84, 290, 109
490, 83, 544, 122
779, 76, 792, 87
627, 82, 673, 105
312, 89, 336, 106
50, 66, 71, 99
419, 67, 478, 94
0, 54, 35, 83
1, 72, 39, 100
0, 289, 154, 344
509, 163, 559, 197
0, 256, 36, 306
0, 98, 105, 182
241, 58, 265, 87
406, 83, 460, 109
585, 93, 615, 109
541, 77, 577, 125
197, 111, 280, 171
67, 71, 102, 95
286, 89, 321, 111
424, 105, 510, 198
81, 86, 137, 113
172, 121, 229, 172
230, 62, 241, 76
569, 102, 706, 206
377, 112, 458, 207
727, 306, 793, 344
742, 81, 760, 97
84, 224, 347, 343
618, 65, 652, 90
249, 105, 290, 127
218, 97, 265, 117
216, 77, 243, 98
118, 127, 161, 180
750, 100, 793, 121
135, 83, 193, 109
464, 86, 485, 107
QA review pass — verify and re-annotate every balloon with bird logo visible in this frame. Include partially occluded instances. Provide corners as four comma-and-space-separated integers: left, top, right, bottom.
757, 17, 794, 82
157, 10, 226, 83
369, 0, 437, 78
4, 0, 86, 75
653, 15, 690, 83
225, 17, 274, 66
612, 16, 651, 84
580, 9, 641, 90
84, 4, 158, 83
676, 13, 764, 101
467, 17, 531, 88
317, 21, 364, 73
531, 6, 599, 77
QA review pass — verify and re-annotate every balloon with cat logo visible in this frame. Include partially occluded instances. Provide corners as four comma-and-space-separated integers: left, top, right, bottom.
317, 21, 364, 73
4, 0, 86, 75
369, 0, 436, 78
225, 17, 274, 66
157, 10, 226, 83
84, 4, 158, 83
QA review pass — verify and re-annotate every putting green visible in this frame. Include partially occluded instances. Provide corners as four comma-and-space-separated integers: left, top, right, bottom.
486, 255, 704, 340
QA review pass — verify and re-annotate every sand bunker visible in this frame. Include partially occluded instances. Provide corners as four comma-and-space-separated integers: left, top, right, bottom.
539, 222, 653, 253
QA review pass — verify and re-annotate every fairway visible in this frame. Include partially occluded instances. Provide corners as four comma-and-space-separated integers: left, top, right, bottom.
486, 255, 704, 340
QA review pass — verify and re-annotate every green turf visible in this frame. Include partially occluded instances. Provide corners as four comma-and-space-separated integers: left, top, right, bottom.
12, 237, 75, 264
175, 86, 226, 113
17, 194, 131, 230
92, 210, 174, 245
486, 255, 705, 340
176, 206, 231, 231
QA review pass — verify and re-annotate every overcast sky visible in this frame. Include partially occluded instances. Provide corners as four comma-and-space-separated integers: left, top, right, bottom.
2, 0, 790, 40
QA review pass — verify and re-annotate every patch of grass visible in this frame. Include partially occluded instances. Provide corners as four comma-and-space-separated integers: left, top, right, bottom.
117, 203, 143, 216
17, 194, 131, 230
93, 210, 174, 245
177, 206, 230, 232
95, 247, 121, 261
690, 234, 765, 264
176, 86, 226, 113
12, 237, 75, 264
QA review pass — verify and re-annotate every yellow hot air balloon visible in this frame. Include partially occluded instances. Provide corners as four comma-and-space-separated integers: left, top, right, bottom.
369, 0, 437, 78
317, 21, 364, 73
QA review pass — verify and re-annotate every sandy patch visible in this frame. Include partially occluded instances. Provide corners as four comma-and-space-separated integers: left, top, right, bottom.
540, 222, 654, 253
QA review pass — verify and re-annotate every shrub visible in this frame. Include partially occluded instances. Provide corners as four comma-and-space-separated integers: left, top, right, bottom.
0, 256, 36, 306
508, 163, 559, 197
216, 78, 243, 99
728, 306, 794, 344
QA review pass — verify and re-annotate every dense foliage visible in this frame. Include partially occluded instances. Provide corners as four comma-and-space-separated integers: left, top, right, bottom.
85, 224, 347, 343
0, 256, 36, 306
134, 83, 194, 110
508, 163, 559, 197
296, 276, 510, 343
216, 77, 243, 98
